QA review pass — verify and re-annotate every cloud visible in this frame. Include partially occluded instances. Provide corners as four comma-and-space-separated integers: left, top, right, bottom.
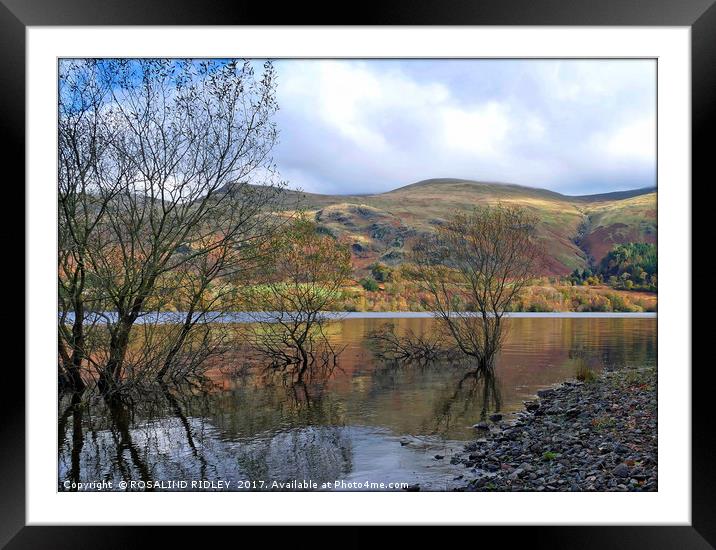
270, 59, 656, 195
601, 117, 656, 163
442, 101, 512, 156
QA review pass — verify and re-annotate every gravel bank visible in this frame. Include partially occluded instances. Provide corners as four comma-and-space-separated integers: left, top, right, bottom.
454, 367, 657, 491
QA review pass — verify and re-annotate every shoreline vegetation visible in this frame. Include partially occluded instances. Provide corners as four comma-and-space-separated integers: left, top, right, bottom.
297, 282, 657, 314
67, 284, 656, 319
451, 366, 657, 492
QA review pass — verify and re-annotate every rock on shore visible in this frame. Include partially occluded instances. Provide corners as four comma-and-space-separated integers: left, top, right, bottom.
455, 367, 657, 491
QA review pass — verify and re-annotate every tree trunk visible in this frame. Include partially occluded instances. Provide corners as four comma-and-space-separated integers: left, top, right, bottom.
99, 318, 133, 393
99, 294, 146, 393
297, 346, 309, 382
58, 342, 72, 392
64, 266, 87, 393
156, 307, 196, 382
67, 313, 87, 392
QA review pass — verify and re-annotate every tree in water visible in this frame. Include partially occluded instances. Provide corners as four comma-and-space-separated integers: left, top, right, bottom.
412, 204, 542, 373
244, 215, 352, 381
58, 59, 284, 394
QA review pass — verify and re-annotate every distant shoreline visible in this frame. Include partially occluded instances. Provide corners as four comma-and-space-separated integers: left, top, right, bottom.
317, 311, 657, 319
62, 311, 657, 325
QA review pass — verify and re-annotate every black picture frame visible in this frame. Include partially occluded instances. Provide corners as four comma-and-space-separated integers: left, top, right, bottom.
3, 0, 710, 547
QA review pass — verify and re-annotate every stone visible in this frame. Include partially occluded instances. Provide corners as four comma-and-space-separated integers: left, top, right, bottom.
614, 443, 630, 455
456, 368, 657, 493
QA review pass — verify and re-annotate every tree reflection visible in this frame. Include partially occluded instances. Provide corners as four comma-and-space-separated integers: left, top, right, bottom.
58, 372, 354, 490
58, 393, 84, 491
433, 368, 502, 433
105, 394, 154, 490
161, 384, 209, 479
368, 355, 502, 437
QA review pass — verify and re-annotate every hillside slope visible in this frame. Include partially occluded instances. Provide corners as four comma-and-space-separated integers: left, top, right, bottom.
278, 179, 657, 276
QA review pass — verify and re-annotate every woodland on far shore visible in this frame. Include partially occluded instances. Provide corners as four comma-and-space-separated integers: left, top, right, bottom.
145, 239, 657, 314
335, 241, 657, 313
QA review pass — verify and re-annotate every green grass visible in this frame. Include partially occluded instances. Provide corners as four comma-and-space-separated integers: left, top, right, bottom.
587, 194, 656, 231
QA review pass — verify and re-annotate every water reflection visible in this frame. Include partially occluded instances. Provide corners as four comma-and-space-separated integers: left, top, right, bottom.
433, 369, 502, 434
59, 317, 656, 491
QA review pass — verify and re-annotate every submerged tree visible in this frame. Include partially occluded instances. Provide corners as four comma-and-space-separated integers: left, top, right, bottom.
58, 59, 284, 393
244, 216, 352, 380
367, 322, 459, 365
412, 204, 542, 372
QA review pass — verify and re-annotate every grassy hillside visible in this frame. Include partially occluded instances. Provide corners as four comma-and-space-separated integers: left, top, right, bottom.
276, 178, 656, 276
575, 193, 657, 266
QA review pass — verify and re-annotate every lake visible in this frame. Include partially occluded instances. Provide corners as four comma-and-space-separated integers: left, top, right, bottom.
58, 315, 656, 492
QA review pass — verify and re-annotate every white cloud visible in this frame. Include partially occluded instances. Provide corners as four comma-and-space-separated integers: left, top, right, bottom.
442, 101, 512, 156
271, 59, 656, 195
310, 62, 388, 152
602, 117, 656, 163
279, 61, 451, 155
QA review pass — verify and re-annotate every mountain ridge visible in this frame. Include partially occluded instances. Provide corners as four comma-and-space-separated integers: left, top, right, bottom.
279, 178, 656, 202
230, 178, 656, 277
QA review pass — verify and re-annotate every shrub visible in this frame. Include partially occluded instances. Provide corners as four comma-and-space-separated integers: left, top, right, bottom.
575, 361, 597, 382
607, 293, 636, 312
528, 298, 554, 312
369, 262, 393, 282
579, 294, 611, 312
359, 277, 380, 292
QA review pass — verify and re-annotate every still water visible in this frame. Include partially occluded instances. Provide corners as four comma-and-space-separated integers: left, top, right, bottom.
58, 316, 656, 491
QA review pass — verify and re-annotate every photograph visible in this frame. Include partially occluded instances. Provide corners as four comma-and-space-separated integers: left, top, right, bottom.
57, 57, 659, 493
5, 1, 706, 541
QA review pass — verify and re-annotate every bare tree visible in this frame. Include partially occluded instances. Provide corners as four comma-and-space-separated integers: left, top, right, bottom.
58, 59, 283, 393
367, 322, 459, 365
59, 60, 130, 392
243, 216, 352, 381
412, 204, 542, 372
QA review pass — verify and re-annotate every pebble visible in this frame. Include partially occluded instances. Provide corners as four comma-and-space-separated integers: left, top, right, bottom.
456, 368, 657, 492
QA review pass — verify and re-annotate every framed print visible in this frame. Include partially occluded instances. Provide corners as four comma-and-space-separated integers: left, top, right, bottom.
5, 0, 712, 546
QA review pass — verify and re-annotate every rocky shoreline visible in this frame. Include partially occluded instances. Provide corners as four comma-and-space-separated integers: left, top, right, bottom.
453, 367, 657, 491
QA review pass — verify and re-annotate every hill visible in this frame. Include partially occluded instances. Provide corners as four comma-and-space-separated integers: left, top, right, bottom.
277, 178, 657, 276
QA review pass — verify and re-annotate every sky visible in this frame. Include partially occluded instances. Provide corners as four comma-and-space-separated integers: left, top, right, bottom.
269, 59, 656, 197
